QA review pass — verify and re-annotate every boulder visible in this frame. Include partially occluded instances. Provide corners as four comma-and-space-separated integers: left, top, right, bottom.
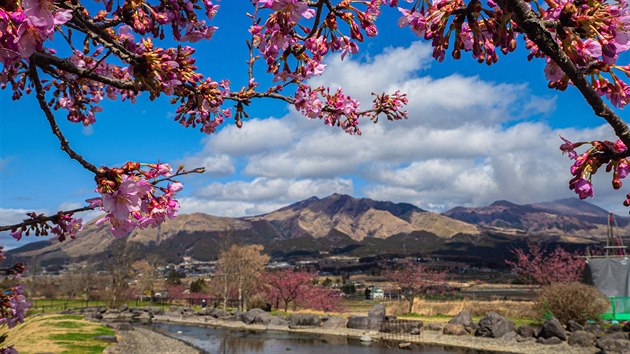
596, 338, 630, 353
449, 310, 474, 328
607, 325, 625, 334
91, 313, 104, 320
119, 304, 129, 312
93, 335, 117, 343
385, 315, 397, 321
241, 308, 267, 324
537, 336, 563, 345
380, 320, 422, 334
584, 324, 604, 336
566, 320, 584, 333
568, 331, 595, 347
516, 325, 536, 338
267, 317, 289, 327
399, 342, 411, 349
443, 324, 468, 336
360, 335, 373, 342
346, 316, 369, 330
410, 328, 421, 335
210, 308, 228, 318
321, 316, 347, 329
138, 312, 152, 325
108, 322, 133, 331
538, 318, 567, 341
427, 323, 444, 331
288, 314, 321, 327
602, 332, 630, 341
368, 304, 386, 330
475, 312, 515, 338
98, 307, 107, 314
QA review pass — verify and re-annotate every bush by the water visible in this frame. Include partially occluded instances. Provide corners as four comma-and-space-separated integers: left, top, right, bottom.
535, 282, 609, 324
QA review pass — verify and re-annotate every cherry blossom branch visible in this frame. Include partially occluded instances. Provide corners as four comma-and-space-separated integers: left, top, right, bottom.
0, 206, 94, 233
503, 0, 630, 154
28, 60, 102, 175
150, 167, 206, 184
31, 52, 137, 91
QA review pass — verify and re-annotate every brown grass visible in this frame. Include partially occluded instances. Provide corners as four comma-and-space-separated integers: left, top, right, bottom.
387, 299, 535, 319
0, 314, 116, 353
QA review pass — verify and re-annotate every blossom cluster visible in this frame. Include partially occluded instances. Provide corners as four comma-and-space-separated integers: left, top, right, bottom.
90, 162, 184, 237
395, 0, 630, 108
560, 136, 630, 201
0, 248, 30, 334
254, 0, 386, 83
0, 0, 72, 64
10, 211, 83, 243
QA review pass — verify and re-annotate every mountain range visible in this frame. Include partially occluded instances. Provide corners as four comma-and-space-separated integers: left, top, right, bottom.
8, 194, 625, 268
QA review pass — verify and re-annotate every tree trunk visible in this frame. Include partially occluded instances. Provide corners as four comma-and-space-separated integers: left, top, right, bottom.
222, 273, 228, 312
407, 296, 414, 314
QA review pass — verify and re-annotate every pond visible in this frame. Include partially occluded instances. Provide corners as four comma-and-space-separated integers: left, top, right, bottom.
153, 322, 498, 354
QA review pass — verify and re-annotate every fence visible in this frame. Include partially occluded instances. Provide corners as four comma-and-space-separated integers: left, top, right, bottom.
379, 319, 422, 343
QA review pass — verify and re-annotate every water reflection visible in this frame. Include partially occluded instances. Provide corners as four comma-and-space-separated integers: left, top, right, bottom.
153, 322, 497, 354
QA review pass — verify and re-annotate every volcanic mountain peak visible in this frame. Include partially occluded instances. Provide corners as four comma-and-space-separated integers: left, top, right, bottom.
250, 194, 476, 241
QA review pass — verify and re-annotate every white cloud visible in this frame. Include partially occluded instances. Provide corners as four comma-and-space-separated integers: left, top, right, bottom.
179, 177, 353, 216
182, 154, 235, 177
173, 41, 624, 217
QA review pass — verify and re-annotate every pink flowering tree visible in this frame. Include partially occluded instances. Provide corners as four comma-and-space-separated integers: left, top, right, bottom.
385, 260, 449, 313
262, 270, 341, 312
0, 0, 628, 350
506, 243, 586, 285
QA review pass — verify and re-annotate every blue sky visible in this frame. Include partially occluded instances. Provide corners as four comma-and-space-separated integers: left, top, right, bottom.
0, 2, 628, 247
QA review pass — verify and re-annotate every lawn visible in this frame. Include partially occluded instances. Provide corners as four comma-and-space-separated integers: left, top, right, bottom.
0, 314, 116, 354
29, 299, 157, 314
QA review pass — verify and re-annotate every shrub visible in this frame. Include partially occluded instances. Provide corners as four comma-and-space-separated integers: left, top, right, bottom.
535, 282, 609, 324
248, 293, 268, 310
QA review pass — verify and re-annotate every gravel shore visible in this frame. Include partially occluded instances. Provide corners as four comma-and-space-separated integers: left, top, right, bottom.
104, 327, 201, 354
153, 315, 599, 354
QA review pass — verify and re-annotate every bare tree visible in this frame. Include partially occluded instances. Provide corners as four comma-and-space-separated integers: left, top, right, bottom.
218, 244, 269, 311
105, 239, 135, 308
133, 257, 160, 298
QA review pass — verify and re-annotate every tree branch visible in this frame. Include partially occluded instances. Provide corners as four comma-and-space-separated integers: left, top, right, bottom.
28, 59, 102, 175
31, 52, 137, 91
504, 0, 630, 153
0, 206, 94, 232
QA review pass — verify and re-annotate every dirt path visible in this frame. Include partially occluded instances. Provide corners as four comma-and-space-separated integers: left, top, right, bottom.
104, 327, 201, 354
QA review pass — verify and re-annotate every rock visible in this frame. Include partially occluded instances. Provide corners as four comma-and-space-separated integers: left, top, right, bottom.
568, 331, 595, 347
537, 336, 563, 345
119, 304, 129, 312
93, 335, 117, 343
321, 316, 347, 329
443, 324, 468, 336
607, 325, 625, 334
516, 337, 536, 343
108, 322, 133, 331
449, 310, 474, 327
380, 320, 422, 334
385, 315, 397, 321
603, 332, 630, 341
241, 308, 267, 324
427, 323, 444, 331
98, 307, 107, 314
584, 324, 604, 336
347, 316, 369, 330
288, 314, 321, 327
398, 342, 411, 349
623, 322, 630, 332
410, 328, 421, 335
596, 337, 630, 353
475, 312, 515, 338
210, 309, 228, 318
138, 312, 152, 325
92, 313, 104, 320
500, 332, 519, 341
368, 304, 386, 330
539, 318, 567, 341
267, 317, 289, 327
566, 320, 584, 333
196, 308, 209, 316
516, 325, 536, 338
360, 335, 373, 342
